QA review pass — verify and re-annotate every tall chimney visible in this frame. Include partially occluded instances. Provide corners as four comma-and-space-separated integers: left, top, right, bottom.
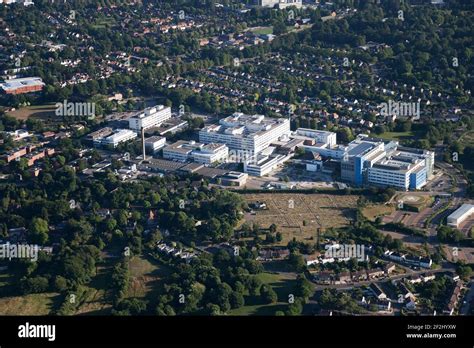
141, 127, 146, 161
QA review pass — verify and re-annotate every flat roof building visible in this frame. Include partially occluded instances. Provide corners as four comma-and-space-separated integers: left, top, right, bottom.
192, 143, 229, 165
163, 140, 228, 165
0, 77, 45, 95
199, 113, 290, 155
244, 153, 291, 177
313, 134, 436, 191
219, 171, 249, 187
128, 105, 171, 132
254, 0, 302, 9
447, 204, 474, 228
144, 136, 166, 154
94, 129, 137, 148
86, 127, 113, 142
294, 128, 337, 147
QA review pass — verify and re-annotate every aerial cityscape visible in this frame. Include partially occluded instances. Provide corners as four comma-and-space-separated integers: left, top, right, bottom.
0, 0, 472, 345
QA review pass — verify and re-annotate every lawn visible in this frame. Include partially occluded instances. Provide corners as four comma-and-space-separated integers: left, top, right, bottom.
126, 255, 172, 300
0, 293, 61, 315
250, 26, 273, 35
74, 254, 172, 314
229, 271, 298, 316
6, 103, 57, 120
362, 204, 395, 222
377, 131, 416, 141
459, 130, 474, 146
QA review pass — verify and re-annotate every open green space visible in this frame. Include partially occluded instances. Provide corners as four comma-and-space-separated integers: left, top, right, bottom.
362, 204, 395, 222
377, 131, 417, 141
250, 26, 273, 35
126, 255, 172, 300
0, 292, 61, 315
229, 271, 298, 316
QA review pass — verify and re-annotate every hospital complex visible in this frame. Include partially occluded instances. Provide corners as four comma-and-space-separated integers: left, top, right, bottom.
92, 108, 434, 191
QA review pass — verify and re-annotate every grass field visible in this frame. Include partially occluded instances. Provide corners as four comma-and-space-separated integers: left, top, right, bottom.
0, 293, 61, 315
74, 255, 171, 314
0, 255, 171, 316
362, 204, 395, 222
459, 130, 474, 146
126, 255, 171, 300
377, 131, 416, 141
249, 26, 273, 35
6, 104, 57, 120
242, 193, 358, 245
74, 286, 111, 315
73, 253, 116, 315
229, 271, 298, 316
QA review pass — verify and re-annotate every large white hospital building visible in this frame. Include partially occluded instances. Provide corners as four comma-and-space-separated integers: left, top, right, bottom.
298, 131, 434, 191
199, 113, 291, 155
128, 105, 172, 132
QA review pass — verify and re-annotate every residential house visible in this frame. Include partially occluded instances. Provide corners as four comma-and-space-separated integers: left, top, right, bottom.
444, 281, 462, 316
313, 271, 333, 284
367, 268, 385, 279
369, 283, 387, 300
384, 262, 396, 275
352, 270, 368, 282
336, 271, 351, 284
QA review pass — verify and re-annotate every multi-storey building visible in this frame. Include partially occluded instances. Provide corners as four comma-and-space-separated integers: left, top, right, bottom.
294, 128, 337, 147
94, 129, 137, 148
300, 132, 434, 191
163, 140, 201, 162
128, 105, 172, 132
144, 136, 166, 154
192, 143, 229, 165
244, 153, 291, 177
368, 158, 427, 190
199, 113, 290, 156
340, 140, 386, 186
85, 127, 113, 142
339, 136, 434, 190
163, 140, 228, 164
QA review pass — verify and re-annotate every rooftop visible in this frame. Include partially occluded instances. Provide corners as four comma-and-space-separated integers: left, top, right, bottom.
145, 135, 166, 144
201, 113, 289, 138
448, 204, 474, 220
129, 105, 168, 119
0, 77, 45, 91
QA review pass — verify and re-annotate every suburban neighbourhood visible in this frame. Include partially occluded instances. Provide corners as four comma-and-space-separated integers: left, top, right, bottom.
0, 0, 473, 334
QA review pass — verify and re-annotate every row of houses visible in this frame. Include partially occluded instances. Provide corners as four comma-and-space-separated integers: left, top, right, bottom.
257, 248, 290, 261
384, 250, 432, 269
311, 263, 396, 285
367, 282, 416, 309
156, 242, 196, 263
444, 281, 463, 316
